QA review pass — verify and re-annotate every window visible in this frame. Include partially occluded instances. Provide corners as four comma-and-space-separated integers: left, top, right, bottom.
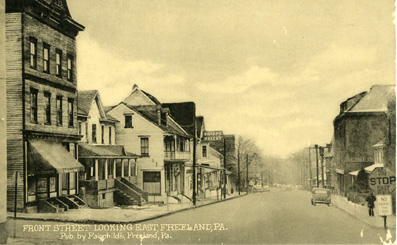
30, 89, 38, 123
109, 127, 112, 144
85, 123, 88, 143
43, 43, 50, 73
141, 138, 149, 157
56, 49, 62, 77
202, 145, 207, 158
101, 125, 104, 144
125, 115, 132, 128
30, 38, 37, 68
68, 99, 74, 127
44, 92, 51, 124
161, 112, 167, 126
56, 96, 62, 125
67, 55, 73, 81
92, 124, 97, 143
78, 122, 82, 135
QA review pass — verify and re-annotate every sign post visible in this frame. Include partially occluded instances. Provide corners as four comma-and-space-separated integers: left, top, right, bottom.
368, 167, 396, 229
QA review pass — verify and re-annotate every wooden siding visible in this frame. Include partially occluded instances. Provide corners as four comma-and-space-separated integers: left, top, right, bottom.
6, 13, 24, 210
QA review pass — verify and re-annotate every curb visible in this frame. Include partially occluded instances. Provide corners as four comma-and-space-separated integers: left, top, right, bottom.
330, 195, 396, 229
7, 194, 248, 225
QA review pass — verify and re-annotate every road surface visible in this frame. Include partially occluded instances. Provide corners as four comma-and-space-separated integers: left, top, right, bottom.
6, 189, 395, 244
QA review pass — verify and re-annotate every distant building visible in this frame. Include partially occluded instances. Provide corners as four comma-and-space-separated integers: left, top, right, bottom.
332, 85, 396, 194
6, 0, 85, 212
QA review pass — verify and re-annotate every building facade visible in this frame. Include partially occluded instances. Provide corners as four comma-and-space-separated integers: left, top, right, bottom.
331, 85, 396, 194
6, 0, 85, 212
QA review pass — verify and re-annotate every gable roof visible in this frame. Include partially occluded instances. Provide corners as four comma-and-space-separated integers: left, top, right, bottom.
349, 85, 395, 113
78, 90, 98, 116
162, 102, 196, 135
126, 105, 191, 137
122, 84, 161, 106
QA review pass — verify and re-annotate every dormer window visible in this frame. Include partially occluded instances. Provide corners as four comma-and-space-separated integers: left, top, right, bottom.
161, 112, 167, 126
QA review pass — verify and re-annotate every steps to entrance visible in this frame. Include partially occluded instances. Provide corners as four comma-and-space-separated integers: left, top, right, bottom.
37, 195, 87, 213
114, 179, 148, 206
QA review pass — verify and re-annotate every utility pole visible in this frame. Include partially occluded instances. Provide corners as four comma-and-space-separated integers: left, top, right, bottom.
238, 151, 240, 195
192, 106, 197, 206
223, 137, 227, 199
320, 146, 325, 188
0, 0, 8, 243
315, 144, 319, 188
246, 154, 249, 194
308, 147, 312, 191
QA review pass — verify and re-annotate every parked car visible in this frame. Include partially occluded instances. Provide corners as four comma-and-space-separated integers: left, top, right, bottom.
311, 188, 331, 206
253, 185, 264, 192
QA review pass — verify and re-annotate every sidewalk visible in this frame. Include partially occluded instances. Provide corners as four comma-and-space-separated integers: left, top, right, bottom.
6, 193, 244, 224
331, 194, 396, 228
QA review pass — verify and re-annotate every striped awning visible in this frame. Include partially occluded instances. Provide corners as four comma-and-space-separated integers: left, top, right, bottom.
28, 139, 84, 174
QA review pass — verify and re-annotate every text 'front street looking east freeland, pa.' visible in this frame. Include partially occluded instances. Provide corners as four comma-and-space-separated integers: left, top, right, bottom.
1, 0, 396, 244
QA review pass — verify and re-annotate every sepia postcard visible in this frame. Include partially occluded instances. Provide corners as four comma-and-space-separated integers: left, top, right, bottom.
0, 0, 396, 244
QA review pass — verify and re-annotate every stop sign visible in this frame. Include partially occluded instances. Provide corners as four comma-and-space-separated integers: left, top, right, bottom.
368, 167, 396, 194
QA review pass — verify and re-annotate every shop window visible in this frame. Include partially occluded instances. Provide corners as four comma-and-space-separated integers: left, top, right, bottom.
27, 176, 36, 202
69, 172, 76, 189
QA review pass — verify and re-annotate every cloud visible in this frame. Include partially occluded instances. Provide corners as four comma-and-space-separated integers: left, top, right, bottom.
197, 66, 279, 93
77, 33, 189, 105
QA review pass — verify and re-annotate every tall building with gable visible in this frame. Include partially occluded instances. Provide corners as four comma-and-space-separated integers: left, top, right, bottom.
6, 0, 85, 212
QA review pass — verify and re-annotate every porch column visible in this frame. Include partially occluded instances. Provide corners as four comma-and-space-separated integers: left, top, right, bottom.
128, 159, 131, 177
113, 159, 116, 178
135, 159, 138, 176
95, 159, 99, 181
105, 159, 108, 180
121, 159, 125, 177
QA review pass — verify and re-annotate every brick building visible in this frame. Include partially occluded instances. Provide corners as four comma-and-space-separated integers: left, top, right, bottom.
6, 0, 85, 212
331, 85, 396, 194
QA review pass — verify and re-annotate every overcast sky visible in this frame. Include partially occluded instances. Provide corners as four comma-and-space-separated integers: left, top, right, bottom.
67, 0, 395, 157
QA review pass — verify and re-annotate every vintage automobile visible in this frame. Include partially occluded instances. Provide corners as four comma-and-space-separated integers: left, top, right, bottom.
311, 188, 331, 206
253, 184, 264, 192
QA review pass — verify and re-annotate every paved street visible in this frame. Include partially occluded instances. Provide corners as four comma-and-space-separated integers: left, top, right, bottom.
6, 189, 395, 244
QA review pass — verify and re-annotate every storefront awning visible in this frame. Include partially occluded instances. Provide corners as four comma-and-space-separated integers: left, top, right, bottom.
365, 163, 384, 173
349, 170, 360, 176
28, 139, 84, 174
335, 168, 345, 174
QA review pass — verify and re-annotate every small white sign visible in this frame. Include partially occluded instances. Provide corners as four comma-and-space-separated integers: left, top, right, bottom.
377, 195, 393, 216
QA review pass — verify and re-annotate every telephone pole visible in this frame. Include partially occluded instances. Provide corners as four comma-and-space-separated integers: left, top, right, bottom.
320, 146, 325, 188
192, 106, 197, 206
315, 144, 319, 188
223, 137, 227, 199
238, 151, 240, 195
308, 147, 312, 191
246, 154, 249, 194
